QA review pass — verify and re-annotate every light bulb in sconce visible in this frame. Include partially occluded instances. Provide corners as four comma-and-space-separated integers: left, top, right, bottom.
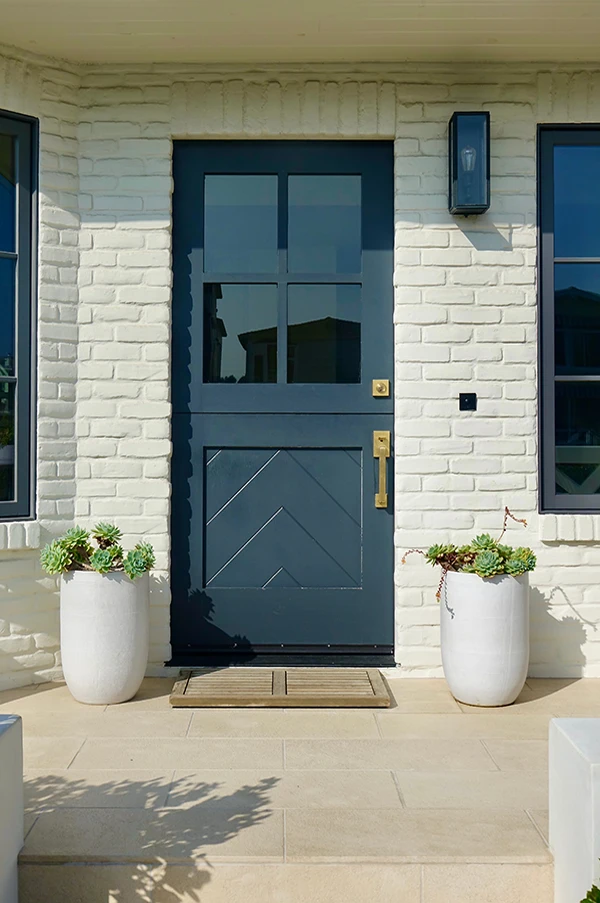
460, 145, 477, 172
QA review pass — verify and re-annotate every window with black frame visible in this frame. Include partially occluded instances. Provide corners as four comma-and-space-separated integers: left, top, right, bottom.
540, 127, 600, 510
0, 112, 35, 519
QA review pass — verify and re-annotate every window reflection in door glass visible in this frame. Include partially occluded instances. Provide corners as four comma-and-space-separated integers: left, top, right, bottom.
204, 175, 278, 273
287, 284, 361, 383
554, 146, 600, 259
0, 134, 15, 253
204, 284, 277, 383
288, 176, 361, 274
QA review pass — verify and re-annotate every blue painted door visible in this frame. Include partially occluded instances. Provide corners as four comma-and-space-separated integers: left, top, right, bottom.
171, 141, 394, 664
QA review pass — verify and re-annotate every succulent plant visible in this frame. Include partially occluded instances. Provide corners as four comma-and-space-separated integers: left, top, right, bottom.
40, 523, 154, 581
403, 508, 536, 598
89, 548, 114, 574
134, 542, 156, 570
123, 549, 149, 580
92, 522, 123, 549
40, 541, 72, 575
425, 543, 456, 565
505, 556, 528, 576
582, 886, 600, 903
471, 533, 496, 551
472, 549, 504, 578
61, 526, 90, 549
512, 547, 537, 571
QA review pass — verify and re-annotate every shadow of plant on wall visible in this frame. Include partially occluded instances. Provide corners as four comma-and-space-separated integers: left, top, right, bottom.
529, 585, 592, 677
21, 770, 280, 901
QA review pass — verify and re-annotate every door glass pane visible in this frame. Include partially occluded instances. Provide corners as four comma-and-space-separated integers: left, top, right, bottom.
0, 256, 15, 376
0, 134, 15, 253
204, 175, 278, 273
0, 382, 14, 501
556, 382, 600, 494
204, 283, 277, 384
554, 146, 600, 258
288, 176, 361, 273
287, 284, 361, 383
555, 263, 600, 374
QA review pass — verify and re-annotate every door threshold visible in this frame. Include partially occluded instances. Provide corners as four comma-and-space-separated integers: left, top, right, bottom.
169, 649, 396, 668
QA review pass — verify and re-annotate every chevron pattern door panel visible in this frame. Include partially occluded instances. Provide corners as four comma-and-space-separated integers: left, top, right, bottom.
205, 448, 362, 589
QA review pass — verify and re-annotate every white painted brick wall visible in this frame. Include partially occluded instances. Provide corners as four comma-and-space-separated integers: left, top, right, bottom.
0, 47, 79, 689
3, 52, 600, 686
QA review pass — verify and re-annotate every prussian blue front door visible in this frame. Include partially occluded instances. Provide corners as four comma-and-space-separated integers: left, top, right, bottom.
170, 141, 394, 665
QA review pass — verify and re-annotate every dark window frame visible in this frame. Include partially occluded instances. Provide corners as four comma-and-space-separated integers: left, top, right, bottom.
539, 125, 600, 512
0, 109, 37, 520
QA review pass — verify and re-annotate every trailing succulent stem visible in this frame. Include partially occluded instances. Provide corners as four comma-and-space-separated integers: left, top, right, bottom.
40, 524, 154, 581
402, 507, 536, 599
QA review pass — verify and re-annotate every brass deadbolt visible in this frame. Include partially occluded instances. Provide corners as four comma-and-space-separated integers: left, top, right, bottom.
372, 379, 390, 397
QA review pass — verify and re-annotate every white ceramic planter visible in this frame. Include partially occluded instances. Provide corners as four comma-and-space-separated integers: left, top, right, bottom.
60, 571, 149, 705
440, 571, 529, 707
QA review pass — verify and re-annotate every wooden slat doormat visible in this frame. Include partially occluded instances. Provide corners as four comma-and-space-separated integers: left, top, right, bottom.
170, 668, 391, 708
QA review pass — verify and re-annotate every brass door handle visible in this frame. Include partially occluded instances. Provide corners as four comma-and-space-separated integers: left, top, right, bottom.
373, 430, 391, 508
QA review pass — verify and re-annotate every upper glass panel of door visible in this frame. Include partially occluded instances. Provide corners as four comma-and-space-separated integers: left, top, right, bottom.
288, 176, 361, 273
202, 173, 364, 384
203, 174, 362, 274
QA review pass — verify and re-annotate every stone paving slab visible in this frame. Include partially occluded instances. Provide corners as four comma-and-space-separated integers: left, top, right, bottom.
284, 807, 551, 863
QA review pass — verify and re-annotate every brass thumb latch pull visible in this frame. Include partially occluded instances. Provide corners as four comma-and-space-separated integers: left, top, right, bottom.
373, 430, 391, 509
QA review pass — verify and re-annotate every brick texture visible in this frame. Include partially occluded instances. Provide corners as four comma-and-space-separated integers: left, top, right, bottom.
2, 53, 600, 686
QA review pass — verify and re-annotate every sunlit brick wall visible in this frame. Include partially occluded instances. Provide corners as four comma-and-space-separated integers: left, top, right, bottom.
2, 53, 600, 687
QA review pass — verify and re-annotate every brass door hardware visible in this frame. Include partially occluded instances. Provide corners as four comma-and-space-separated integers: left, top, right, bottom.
372, 379, 390, 397
373, 430, 391, 509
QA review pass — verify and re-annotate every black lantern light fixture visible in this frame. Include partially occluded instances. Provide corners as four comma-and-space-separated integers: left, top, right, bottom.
448, 111, 490, 216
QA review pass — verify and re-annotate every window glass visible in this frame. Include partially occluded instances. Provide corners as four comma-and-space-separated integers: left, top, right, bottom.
288, 176, 361, 274
555, 263, 600, 374
554, 146, 600, 258
287, 284, 361, 383
204, 175, 278, 273
0, 117, 34, 519
0, 257, 16, 377
204, 283, 277, 383
0, 382, 14, 502
0, 134, 15, 252
556, 382, 600, 495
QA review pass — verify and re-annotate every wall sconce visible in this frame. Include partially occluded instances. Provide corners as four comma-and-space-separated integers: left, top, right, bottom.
448, 111, 490, 215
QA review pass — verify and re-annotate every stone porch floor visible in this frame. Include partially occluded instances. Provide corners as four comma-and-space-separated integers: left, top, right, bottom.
1, 675, 597, 902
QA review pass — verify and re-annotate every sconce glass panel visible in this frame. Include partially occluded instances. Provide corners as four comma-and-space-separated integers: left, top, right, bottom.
448, 112, 490, 215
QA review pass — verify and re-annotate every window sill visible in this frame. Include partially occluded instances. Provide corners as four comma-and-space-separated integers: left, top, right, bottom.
0, 521, 41, 551
540, 514, 600, 543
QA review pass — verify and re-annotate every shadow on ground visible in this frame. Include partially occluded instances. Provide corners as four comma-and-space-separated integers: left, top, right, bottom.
20, 770, 280, 902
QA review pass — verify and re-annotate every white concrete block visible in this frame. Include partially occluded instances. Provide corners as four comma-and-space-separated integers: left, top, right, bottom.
549, 719, 600, 903
0, 716, 23, 903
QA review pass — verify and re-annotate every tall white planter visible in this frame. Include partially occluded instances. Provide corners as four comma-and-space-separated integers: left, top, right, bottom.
60, 571, 149, 705
440, 571, 529, 707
